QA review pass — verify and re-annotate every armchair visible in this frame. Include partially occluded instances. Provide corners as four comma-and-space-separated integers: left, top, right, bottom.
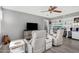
24, 30, 46, 53
51, 29, 64, 46
9, 39, 25, 53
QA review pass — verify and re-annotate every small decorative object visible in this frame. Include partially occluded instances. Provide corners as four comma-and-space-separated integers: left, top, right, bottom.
49, 20, 51, 24
2, 35, 11, 45
59, 20, 61, 22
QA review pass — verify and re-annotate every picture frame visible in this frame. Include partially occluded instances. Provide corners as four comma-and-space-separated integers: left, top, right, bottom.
74, 17, 79, 23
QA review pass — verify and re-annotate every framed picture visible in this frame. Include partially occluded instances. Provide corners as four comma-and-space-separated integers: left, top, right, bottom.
74, 17, 79, 23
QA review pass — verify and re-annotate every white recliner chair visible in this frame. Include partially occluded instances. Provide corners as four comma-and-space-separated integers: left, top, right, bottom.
24, 30, 46, 53
51, 29, 64, 46
9, 39, 25, 53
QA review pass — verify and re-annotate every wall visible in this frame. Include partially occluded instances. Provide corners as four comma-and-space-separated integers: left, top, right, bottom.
0, 7, 2, 34
1, 8, 47, 41
0, 7, 2, 45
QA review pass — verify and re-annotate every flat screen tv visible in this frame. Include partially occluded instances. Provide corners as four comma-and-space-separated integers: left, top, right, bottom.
27, 23, 38, 31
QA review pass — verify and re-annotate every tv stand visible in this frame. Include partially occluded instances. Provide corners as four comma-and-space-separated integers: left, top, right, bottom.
24, 31, 32, 40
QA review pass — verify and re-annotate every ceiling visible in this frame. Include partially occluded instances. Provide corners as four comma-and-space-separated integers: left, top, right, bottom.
3, 6, 79, 18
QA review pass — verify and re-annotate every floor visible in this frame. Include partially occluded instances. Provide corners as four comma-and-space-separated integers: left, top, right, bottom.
0, 37, 79, 53
45, 38, 79, 53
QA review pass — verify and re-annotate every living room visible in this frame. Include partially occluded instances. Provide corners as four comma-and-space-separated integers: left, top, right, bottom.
0, 6, 79, 53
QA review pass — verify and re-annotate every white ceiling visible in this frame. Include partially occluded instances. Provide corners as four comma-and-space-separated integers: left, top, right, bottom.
3, 6, 79, 18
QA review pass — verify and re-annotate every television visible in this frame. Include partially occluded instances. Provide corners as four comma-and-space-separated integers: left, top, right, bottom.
27, 23, 38, 31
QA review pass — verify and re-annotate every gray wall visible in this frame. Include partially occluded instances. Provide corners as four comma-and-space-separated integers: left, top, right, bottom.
0, 7, 2, 44
1, 9, 47, 40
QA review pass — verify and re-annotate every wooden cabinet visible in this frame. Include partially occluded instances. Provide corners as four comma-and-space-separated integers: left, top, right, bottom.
24, 31, 32, 39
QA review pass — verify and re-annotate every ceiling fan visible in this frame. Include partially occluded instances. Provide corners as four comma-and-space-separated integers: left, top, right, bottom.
41, 6, 62, 13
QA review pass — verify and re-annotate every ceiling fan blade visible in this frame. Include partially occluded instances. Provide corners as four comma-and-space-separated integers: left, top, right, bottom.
53, 10, 62, 13
48, 6, 57, 11
51, 6, 57, 10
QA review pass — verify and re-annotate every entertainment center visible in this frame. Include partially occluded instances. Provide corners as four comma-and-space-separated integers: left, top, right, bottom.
24, 23, 38, 40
